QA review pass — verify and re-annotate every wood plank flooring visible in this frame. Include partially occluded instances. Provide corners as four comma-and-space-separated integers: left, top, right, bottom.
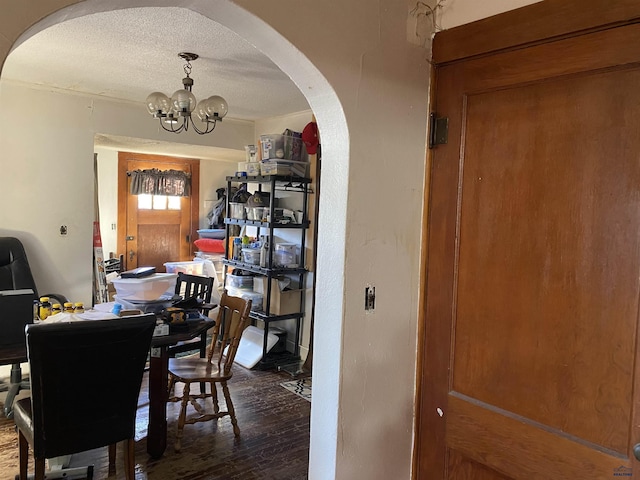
0, 364, 311, 479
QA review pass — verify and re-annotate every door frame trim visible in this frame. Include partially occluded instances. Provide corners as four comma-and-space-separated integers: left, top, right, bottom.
116, 151, 200, 268
433, 0, 640, 65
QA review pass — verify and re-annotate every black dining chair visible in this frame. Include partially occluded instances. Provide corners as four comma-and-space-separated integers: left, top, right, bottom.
168, 272, 216, 358
13, 314, 156, 480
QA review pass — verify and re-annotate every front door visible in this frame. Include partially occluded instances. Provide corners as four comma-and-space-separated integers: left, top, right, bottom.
117, 152, 200, 272
418, 11, 640, 480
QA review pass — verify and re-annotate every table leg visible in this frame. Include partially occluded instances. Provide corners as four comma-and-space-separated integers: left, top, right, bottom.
147, 346, 168, 458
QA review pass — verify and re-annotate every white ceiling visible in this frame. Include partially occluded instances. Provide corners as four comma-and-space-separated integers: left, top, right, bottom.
2, 7, 311, 157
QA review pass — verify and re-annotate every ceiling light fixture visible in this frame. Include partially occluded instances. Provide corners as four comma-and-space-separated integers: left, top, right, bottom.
145, 52, 228, 135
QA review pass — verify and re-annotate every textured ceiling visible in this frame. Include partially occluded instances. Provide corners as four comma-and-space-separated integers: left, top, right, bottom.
3, 7, 310, 122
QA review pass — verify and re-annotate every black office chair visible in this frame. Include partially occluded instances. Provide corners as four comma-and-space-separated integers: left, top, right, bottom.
168, 272, 216, 358
13, 314, 156, 480
0, 236, 68, 418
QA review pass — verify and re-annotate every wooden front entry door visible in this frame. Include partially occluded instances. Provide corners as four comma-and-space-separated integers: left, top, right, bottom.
418, 7, 640, 480
117, 152, 200, 272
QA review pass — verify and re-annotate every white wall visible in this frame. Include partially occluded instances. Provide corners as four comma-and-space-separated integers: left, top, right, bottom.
94, 147, 118, 256
0, 1, 537, 479
200, 157, 238, 228
440, 0, 541, 29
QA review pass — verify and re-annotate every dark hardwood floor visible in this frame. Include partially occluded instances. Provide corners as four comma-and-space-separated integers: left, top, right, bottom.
0, 364, 311, 479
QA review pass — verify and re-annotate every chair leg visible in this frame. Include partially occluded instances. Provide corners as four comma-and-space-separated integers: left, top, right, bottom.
34, 457, 46, 480
222, 381, 240, 437
175, 382, 191, 452
199, 332, 207, 358
18, 430, 28, 480
211, 381, 219, 414
123, 438, 135, 480
108, 443, 116, 475
168, 374, 176, 397
4, 382, 20, 418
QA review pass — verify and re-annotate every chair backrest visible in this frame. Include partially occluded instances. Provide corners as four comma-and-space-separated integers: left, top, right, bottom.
25, 314, 156, 459
0, 289, 35, 346
209, 290, 252, 375
174, 272, 214, 305
0, 237, 38, 296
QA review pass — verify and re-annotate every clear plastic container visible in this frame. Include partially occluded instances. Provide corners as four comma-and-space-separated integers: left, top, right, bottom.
226, 286, 263, 311
226, 273, 254, 289
246, 206, 265, 221
242, 248, 261, 265
112, 273, 178, 301
164, 261, 204, 275
260, 134, 303, 161
274, 243, 298, 267
229, 202, 245, 219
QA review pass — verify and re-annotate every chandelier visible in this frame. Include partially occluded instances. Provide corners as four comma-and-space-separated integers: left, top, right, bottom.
145, 52, 228, 135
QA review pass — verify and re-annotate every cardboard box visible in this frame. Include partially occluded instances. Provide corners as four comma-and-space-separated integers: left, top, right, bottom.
253, 277, 303, 315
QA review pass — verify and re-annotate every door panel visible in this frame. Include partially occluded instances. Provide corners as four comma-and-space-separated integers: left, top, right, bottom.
419, 19, 640, 480
137, 223, 181, 270
448, 449, 510, 480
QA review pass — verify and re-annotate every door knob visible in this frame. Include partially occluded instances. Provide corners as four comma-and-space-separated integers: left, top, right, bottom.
633, 443, 640, 461
129, 250, 136, 261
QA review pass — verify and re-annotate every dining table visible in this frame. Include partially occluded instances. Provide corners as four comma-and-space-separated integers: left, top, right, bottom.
1, 306, 214, 458
147, 318, 215, 458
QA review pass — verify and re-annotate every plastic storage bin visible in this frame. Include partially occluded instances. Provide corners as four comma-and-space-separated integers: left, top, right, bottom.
226, 286, 263, 311
274, 243, 298, 268
112, 273, 178, 301
242, 248, 261, 265
246, 206, 265, 221
260, 134, 303, 161
229, 202, 245, 219
226, 272, 254, 289
197, 229, 225, 239
246, 162, 261, 176
164, 261, 204, 275
195, 252, 223, 273
260, 160, 308, 177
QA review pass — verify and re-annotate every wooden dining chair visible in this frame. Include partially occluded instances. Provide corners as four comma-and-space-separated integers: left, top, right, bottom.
167, 290, 251, 452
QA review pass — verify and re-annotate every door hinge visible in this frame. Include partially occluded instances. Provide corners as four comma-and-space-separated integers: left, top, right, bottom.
429, 113, 448, 149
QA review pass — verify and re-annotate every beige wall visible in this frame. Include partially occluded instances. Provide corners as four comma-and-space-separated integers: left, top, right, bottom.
0, 79, 253, 305
440, 0, 541, 29
0, 0, 535, 479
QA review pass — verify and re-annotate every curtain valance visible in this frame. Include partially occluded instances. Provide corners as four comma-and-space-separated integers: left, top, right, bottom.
128, 169, 191, 196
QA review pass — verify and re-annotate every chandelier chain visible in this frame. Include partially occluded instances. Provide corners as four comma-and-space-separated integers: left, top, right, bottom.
183, 61, 192, 78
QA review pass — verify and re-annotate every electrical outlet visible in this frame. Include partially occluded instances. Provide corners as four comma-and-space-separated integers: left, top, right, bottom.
365, 285, 375, 311
59, 225, 68, 236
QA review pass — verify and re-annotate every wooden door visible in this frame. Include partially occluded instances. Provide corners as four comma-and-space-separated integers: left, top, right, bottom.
117, 152, 199, 272
417, 3, 640, 479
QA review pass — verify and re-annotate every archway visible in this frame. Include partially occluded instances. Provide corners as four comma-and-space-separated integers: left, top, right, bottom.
1, 2, 349, 478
